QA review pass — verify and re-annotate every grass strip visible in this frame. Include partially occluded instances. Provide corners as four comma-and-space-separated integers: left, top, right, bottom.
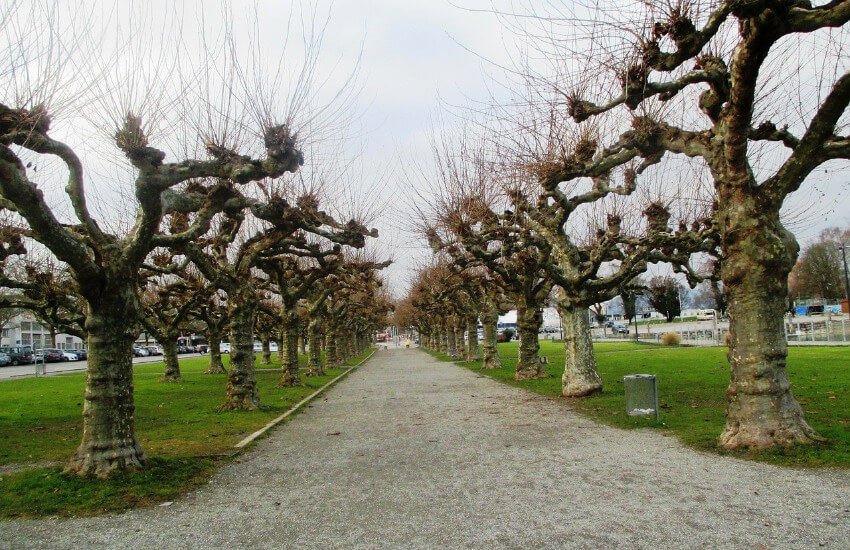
0, 349, 374, 518
451, 341, 849, 468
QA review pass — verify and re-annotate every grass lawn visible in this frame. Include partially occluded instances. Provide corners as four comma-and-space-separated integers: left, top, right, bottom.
0, 350, 372, 517
450, 341, 849, 468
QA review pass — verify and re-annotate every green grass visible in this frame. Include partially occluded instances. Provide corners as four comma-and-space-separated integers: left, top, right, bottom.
0, 349, 372, 517
455, 341, 849, 468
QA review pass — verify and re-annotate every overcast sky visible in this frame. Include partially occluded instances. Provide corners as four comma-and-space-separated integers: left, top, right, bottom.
5, 0, 849, 298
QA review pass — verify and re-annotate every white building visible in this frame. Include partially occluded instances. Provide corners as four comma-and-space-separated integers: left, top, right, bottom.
0, 311, 85, 350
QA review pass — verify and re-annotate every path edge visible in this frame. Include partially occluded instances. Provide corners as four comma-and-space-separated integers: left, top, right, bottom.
234, 349, 377, 449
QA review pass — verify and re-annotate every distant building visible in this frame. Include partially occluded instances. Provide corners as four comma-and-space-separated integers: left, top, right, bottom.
0, 311, 85, 350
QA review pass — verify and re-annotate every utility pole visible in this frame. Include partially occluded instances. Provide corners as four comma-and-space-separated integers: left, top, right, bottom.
839, 244, 850, 316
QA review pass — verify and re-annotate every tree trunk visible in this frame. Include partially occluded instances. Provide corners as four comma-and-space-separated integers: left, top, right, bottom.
446, 321, 458, 358
465, 316, 480, 362
558, 304, 601, 397
66, 295, 147, 477
719, 207, 821, 448
306, 318, 324, 376
326, 328, 340, 368
480, 305, 501, 369
515, 301, 546, 380
260, 333, 271, 365
278, 309, 302, 387
277, 336, 285, 361
221, 302, 259, 410
204, 329, 226, 374
299, 331, 307, 355
160, 338, 183, 383
453, 322, 464, 359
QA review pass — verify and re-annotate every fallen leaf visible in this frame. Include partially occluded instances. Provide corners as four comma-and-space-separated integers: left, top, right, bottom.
326, 431, 341, 436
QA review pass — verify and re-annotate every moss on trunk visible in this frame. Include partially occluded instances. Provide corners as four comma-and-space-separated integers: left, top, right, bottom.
66, 297, 147, 477
159, 339, 183, 383
515, 302, 546, 380
221, 302, 259, 410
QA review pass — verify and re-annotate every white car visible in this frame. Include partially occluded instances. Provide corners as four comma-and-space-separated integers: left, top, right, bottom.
219, 342, 231, 354
61, 350, 79, 361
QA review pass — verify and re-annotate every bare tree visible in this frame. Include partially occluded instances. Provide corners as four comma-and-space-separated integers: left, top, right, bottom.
495, 0, 850, 448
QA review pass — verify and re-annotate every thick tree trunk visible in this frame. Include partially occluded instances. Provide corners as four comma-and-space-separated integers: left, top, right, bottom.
558, 304, 601, 397
480, 306, 501, 369
277, 336, 285, 361
66, 296, 147, 477
719, 208, 821, 448
160, 338, 183, 383
465, 316, 480, 362
260, 333, 272, 365
221, 302, 259, 410
279, 309, 302, 387
306, 319, 324, 376
326, 329, 340, 368
204, 329, 226, 374
515, 301, 546, 380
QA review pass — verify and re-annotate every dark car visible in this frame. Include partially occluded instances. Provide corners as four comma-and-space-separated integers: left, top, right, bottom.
0, 346, 34, 365
40, 348, 65, 362
0, 353, 10, 367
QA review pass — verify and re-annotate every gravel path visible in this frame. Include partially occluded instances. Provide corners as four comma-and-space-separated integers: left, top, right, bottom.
1, 348, 848, 549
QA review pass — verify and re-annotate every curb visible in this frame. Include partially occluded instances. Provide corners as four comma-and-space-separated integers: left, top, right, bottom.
234, 349, 377, 449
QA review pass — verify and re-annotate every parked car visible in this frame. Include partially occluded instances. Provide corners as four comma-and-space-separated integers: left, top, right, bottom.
219, 342, 231, 354
68, 349, 88, 360
0, 346, 34, 365
614, 324, 630, 335
0, 353, 10, 367
133, 346, 150, 357
146, 346, 162, 355
60, 350, 79, 361
604, 321, 615, 328
37, 348, 64, 362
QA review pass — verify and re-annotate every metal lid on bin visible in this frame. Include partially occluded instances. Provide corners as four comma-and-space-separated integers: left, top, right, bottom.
624, 374, 656, 380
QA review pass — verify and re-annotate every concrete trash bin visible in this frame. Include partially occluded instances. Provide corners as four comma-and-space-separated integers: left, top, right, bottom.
624, 374, 659, 421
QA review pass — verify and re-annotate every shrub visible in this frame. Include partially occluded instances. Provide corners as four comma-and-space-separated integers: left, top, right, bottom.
661, 332, 681, 346
498, 328, 515, 342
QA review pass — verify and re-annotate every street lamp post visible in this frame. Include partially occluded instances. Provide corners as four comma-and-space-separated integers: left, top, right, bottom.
840, 244, 850, 316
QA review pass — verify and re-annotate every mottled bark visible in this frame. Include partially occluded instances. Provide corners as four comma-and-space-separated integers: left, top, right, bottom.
221, 302, 259, 410
278, 309, 302, 386
326, 329, 340, 368
453, 322, 464, 359
205, 330, 226, 374
446, 321, 458, 358
719, 207, 821, 448
66, 294, 146, 477
465, 317, 480, 362
299, 332, 307, 355
480, 305, 501, 369
159, 338, 183, 383
306, 318, 324, 376
515, 301, 546, 380
260, 334, 272, 365
558, 304, 601, 397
